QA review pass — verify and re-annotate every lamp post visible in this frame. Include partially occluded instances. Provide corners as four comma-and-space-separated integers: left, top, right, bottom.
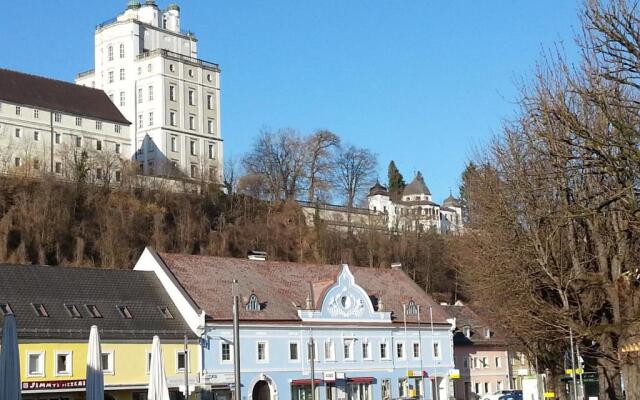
309, 336, 316, 400
232, 280, 241, 400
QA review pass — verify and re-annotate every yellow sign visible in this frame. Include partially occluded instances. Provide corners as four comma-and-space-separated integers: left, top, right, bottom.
407, 370, 418, 377
565, 369, 584, 375
543, 392, 556, 398
449, 369, 460, 379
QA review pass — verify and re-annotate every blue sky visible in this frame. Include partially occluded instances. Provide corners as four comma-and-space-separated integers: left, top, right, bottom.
0, 1, 581, 202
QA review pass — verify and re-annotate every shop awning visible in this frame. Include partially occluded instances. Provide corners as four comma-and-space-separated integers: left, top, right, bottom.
348, 377, 375, 384
291, 379, 323, 386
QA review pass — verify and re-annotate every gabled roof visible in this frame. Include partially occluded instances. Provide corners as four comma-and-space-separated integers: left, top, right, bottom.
442, 303, 509, 346
403, 172, 431, 196
155, 252, 452, 325
0, 68, 130, 125
0, 264, 194, 340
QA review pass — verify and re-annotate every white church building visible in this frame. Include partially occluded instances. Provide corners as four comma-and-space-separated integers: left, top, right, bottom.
76, 0, 222, 182
368, 172, 463, 234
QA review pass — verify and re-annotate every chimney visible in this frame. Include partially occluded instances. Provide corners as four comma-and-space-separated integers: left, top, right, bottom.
377, 296, 384, 311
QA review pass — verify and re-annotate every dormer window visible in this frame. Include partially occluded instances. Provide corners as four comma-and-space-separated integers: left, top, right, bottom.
85, 304, 103, 318
246, 293, 261, 311
0, 303, 13, 315
65, 304, 82, 318
159, 306, 174, 319
32, 303, 49, 317
117, 305, 133, 319
406, 300, 418, 316
463, 326, 471, 338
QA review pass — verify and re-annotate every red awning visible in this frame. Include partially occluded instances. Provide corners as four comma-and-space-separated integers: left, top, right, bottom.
291, 379, 323, 386
348, 377, 375, 384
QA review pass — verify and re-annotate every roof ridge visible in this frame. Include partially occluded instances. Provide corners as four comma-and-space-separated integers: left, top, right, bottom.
0, 67, 106, 94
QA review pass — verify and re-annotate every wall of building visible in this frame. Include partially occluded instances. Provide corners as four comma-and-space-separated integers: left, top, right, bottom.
201, 324, 455, 400
452, 345, 511, 400
19, 340, 199, 399
0, 100, 130, 180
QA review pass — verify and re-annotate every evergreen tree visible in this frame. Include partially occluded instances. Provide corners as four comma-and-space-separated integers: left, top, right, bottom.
387, 160, 405, 199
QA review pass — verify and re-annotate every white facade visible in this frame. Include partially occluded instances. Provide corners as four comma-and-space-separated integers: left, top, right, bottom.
367, 173, 464, 234
0, 99, 130, 183
76, 1, 222, 182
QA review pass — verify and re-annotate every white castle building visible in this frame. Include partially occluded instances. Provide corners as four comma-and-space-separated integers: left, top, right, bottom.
368, 172, 463, 234
76, 0, 222, 182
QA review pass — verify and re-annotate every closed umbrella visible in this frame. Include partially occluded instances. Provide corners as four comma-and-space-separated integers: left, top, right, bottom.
0, 314, 21, 400
86, 325, 104, 400
147, 335, 170, 400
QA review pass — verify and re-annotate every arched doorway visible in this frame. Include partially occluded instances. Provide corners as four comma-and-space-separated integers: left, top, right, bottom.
253, 380, 271, 400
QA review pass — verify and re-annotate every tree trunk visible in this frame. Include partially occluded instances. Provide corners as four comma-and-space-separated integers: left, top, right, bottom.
621, 355, 640, 400
597, 363, 623, 400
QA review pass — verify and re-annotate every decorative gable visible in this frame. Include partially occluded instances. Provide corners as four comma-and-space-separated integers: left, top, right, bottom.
298, 265, 392, 323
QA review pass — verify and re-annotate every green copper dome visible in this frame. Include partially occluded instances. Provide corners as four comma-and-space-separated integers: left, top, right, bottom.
166, 3, 180, 11
126, 0, 141, 9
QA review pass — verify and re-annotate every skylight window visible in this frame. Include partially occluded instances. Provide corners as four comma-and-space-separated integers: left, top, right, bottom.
85, 305, 103, 318
158, 306, 174, 319
117, 305, 132, 319
65, 304, 82, 318
31, 303, 49, 317
0, 303, 13, 315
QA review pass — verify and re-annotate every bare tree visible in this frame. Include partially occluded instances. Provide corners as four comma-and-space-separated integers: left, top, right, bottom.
305, 129, 340, 202
224, 155, 239, 194
334, 145, 377, 210
242, 128, 307, 201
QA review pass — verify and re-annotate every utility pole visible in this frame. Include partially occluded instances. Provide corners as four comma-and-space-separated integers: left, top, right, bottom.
232, 280, 242, 400
310, 336, 316, 400
430, 306, 439, 400
184, 332, 189, 400
569, 328, 578, 400
417, 305, 425, 399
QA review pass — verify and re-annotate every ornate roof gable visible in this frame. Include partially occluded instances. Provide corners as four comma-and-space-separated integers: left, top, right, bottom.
298, 265, 392, 323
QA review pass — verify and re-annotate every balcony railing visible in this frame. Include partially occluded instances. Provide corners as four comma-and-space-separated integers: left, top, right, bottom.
136, 49, 220, 71
76, 69, 95, 79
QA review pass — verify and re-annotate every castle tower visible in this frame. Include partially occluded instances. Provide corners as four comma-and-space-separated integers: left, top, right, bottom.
75, 1, 222, 183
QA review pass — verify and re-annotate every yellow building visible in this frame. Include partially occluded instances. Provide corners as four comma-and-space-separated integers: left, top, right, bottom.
0, 264, 201, 400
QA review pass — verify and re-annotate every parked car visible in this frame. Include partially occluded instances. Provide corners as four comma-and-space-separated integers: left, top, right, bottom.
497, 390, 523, 400
483, 390, 521, 400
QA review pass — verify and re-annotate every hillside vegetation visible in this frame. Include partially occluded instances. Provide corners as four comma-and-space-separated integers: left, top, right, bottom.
0, 175, 456, 296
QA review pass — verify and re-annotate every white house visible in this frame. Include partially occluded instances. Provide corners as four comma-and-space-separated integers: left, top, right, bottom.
0, 68, 131, 182
76, 1, 222, 182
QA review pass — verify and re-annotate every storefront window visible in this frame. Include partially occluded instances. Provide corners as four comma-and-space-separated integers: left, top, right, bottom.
381, 379, 391, 400
292, 385, 318, 400
348, 383, 371, 400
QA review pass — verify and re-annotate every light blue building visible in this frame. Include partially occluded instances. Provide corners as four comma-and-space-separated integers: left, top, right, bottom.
135, 248, 456, 400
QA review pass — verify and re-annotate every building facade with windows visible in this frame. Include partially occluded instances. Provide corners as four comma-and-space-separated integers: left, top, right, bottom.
135, 248, 457, 400
368, 172, 464, 235
0, 264, 199, 400
0, 68, 131, 182
442, 302, 515, 400
76, 1, 223, 182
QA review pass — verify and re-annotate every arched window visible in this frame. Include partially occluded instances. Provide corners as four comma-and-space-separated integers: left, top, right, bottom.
119, 43, 125, 59
406, 300, 418, 315
107, 45, 113, 61
245, 294, 261, 311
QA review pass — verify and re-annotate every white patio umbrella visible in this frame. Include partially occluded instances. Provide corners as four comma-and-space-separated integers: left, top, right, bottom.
147, 335, 170, 400
0, 314, 21, 400
86, 325, 104, 400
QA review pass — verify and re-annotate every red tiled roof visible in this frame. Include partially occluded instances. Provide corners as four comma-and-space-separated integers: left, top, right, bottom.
156, 252, 451, 325
0, 68, 130, 125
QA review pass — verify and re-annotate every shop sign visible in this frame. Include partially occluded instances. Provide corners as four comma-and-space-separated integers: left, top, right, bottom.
204, 373, 234, 385
22, 380, 86, 391
324, 372, 336, 381
449, 369, 460, 379
543, 392, 556, 398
